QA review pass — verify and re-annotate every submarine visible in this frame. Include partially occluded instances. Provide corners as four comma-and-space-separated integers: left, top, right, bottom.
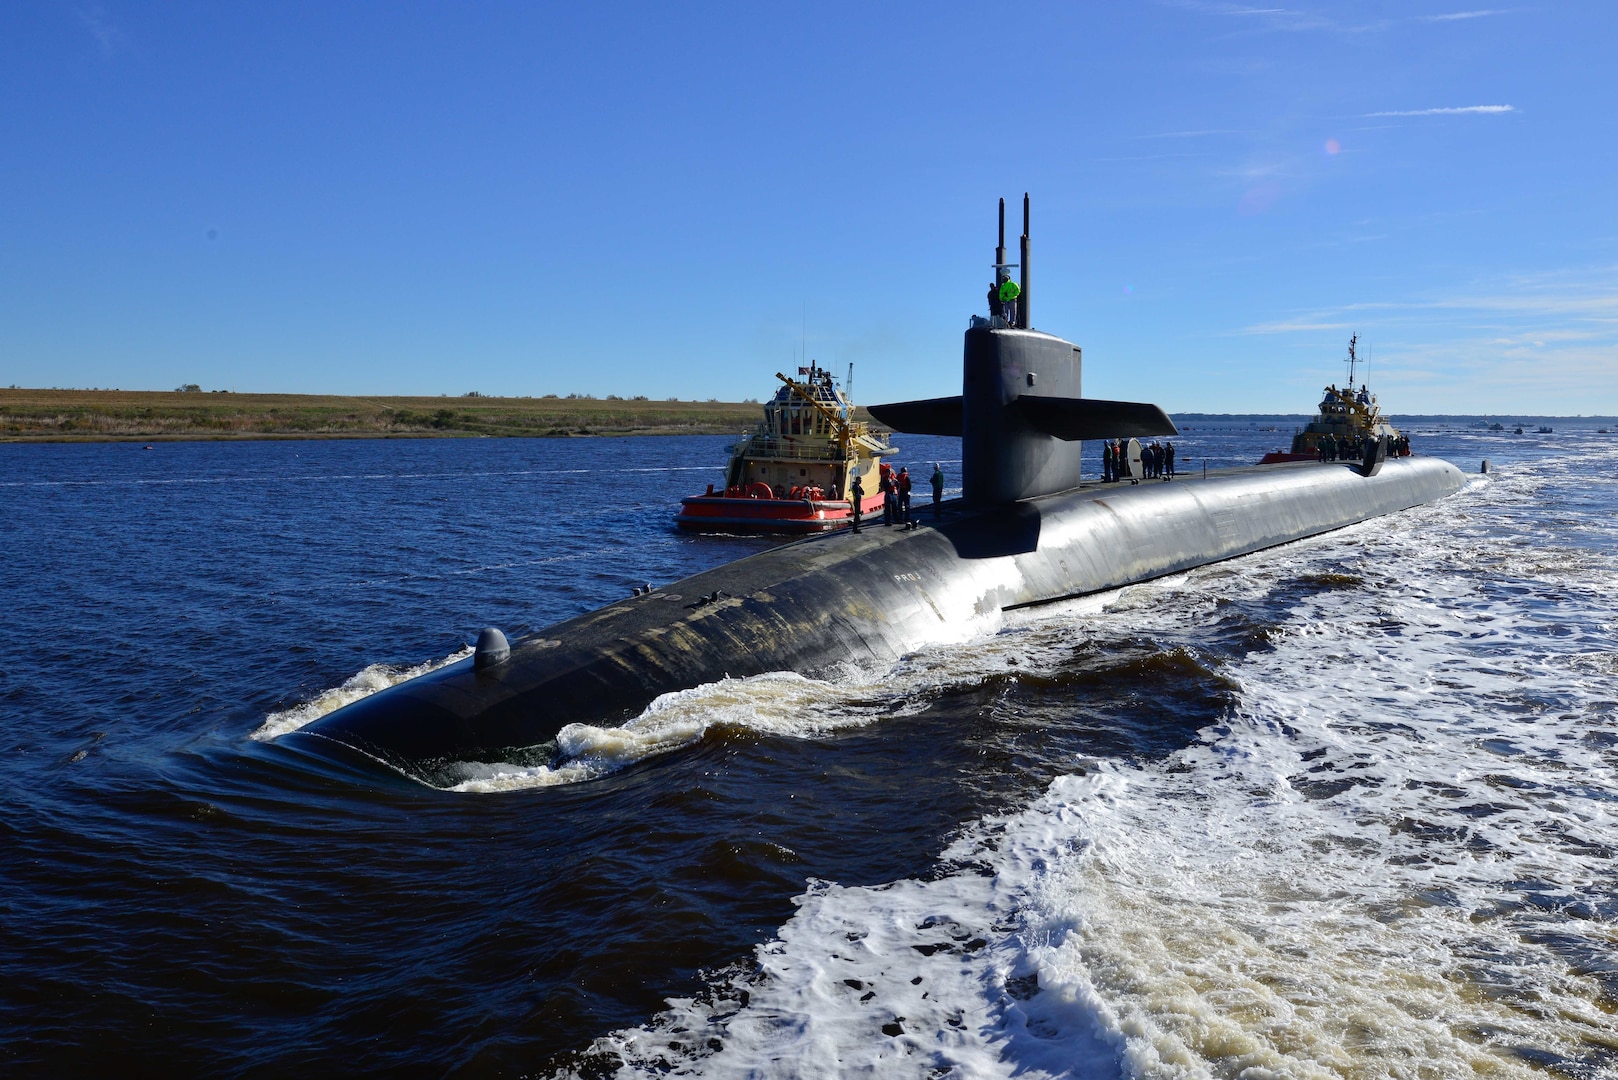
287, 196, 1465, 773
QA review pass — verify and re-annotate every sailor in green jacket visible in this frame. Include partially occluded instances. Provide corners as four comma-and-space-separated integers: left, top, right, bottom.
930, 463, 944, 518
998, 279, 1021, 325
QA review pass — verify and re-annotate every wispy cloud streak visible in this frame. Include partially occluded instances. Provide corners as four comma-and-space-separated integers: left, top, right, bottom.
76, 6, 125, 55
1235, 269, 1618, 410
1131, 129, 1248, 140
1366, 105, 1515, 117
1419, 9, 1508, 21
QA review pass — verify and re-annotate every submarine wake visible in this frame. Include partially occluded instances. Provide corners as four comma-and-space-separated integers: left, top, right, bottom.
564, 472, 1618, 1079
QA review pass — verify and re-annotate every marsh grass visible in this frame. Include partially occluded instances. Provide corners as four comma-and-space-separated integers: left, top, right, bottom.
0, 390, 786, 441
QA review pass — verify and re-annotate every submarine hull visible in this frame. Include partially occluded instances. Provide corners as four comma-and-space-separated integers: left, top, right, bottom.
290, 456, 1466, 769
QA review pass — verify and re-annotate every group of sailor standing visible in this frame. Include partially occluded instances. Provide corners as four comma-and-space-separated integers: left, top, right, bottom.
1101, 438, 1175, 484
849, 463, 946, 533
1317, 432, 1410, 463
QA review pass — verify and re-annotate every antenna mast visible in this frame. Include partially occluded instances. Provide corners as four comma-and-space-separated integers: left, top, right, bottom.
1019, 193, 1030, 329
991, 197, 1019, 325
1346, 333, 1358, 388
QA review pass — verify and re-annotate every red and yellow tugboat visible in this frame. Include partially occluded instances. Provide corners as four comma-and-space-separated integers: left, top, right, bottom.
1260, 334, 1410, 464
675, 364, 896, 534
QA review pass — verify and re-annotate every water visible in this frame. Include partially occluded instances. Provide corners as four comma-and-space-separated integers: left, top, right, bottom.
2, 424, 1614, 1077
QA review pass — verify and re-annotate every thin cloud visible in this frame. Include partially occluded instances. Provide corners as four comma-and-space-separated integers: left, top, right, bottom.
76, 6, 125, 55
1243, 319, 1354, 334
1164, 1, 1298, 13
1240, 271, 1618, 337
1366, 105, 1515, 117
1420, 9, 1508, 20
1131, 129, 1248, 140
1163, 0, 1511, 35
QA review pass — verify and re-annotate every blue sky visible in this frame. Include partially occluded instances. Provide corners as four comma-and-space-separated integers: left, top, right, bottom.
3, 2, 1615, 414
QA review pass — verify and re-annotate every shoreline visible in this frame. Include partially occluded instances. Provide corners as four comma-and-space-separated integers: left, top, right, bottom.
0, 388, 774, 442
0, 428, 751, 444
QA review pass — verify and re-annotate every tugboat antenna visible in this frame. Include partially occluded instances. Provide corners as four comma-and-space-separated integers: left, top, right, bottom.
1346, 333, 1358, 388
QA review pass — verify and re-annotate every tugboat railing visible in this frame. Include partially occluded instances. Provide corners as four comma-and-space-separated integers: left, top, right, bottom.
740, 436, 850, 463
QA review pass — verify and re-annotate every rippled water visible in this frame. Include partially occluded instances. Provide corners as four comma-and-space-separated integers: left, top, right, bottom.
2, 424, 1614, 1077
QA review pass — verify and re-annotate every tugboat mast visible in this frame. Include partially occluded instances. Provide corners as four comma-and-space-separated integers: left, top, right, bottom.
1345, 333, 1359, 388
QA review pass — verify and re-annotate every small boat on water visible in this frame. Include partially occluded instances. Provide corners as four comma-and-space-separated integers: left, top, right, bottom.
1260, 335, 1410, 465
675, 364, 896, 534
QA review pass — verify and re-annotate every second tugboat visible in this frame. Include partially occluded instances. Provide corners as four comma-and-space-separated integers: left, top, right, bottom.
1260, 334, 1411, 467
675, 363, 896, 534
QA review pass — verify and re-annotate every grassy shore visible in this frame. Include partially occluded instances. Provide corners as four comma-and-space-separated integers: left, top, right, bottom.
0, 389, 791, 441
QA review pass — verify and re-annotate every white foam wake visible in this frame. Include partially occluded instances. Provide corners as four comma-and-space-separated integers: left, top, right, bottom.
445, 604, 1012, 792
251, 646, 473, 741
444, 671, 915, 792
561, 448, 1618, 1078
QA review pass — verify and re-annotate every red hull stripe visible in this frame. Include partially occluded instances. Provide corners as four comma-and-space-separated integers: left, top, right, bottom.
673, 516, 845, 533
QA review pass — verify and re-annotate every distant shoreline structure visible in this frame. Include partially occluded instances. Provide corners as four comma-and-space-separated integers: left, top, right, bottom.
1, 389, 1611, 443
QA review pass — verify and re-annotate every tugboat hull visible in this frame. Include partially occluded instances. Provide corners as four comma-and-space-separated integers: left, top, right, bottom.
674, 493, 886, 534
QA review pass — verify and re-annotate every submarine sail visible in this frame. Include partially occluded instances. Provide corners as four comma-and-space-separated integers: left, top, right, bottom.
869, 192, 1176, 504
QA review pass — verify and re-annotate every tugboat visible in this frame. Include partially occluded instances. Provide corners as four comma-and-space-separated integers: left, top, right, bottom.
675, 363, 896, 534
1260, 335, 1409, 465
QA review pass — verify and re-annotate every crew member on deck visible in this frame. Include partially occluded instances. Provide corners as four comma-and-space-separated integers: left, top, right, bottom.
999, 279, 1021, 325
850, 474, 864, 533
897, 467, 911, 518
931, 463, 944, 517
